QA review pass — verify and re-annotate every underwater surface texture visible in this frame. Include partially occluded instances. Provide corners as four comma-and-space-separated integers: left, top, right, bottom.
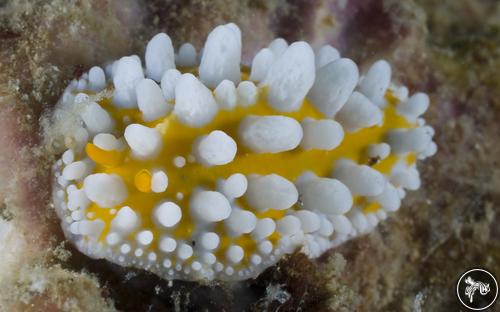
0, 0, 499, 311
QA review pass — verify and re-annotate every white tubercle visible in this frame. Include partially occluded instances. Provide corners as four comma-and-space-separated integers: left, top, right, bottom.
159, 236, 177, 253
280, 233, 303, 253
239, 115, 303, 153
193, 130, 237, 166
308, 58, 359, 117
250, 48, 274, 82
134, 247, 144, 257
151, 170, 168, 193
191, 261, 202, 271
201, 252, 217, 264
397, 188, 407, 199
386, 128, 432, 154
174, 73, 218, 127
176, 43, 197, 67
315, 45, 340, 69
391, 166, 421, 190
251, 218, 276, 241
237, 81, 257, 107
295, 171, 317, 189
217, 173, 248, 199
199, 23, 241, 88
397, 93, 429, 120
329, 215, 352, 234
299, 177, 353, 215
153, 201, 182, 228
62, 161, 88, 180
250, 254, 262, 266
376, 210, 388, 220
318, 216, 334, 236
225, 209, 257, 236
93, 133, 120, 151
67, 188, 90, 211
62, 150, 74, 165
119, 243, 132, 255
160, 69, 181, 101
366, 213, 378, 228
111, 206, 139, 234
88, 66, 106, 92
302, 235, 322, 257
394, 85, 409, 101
422, 125, 435, 137
137, 230, 154, 246
145, 33, 175, 82
173, 156, 186, 168
78, 220, 105, 238
336, 91, 382, 132
245, 174, 298, 211
333, 159, 386, 196
268, 38, 288, 57
161, 258, 172, 269
226, 245, 244, 264
199, 232, 220, 250
106, 233, 121, 246
367, 143, 391, 160
262, 42, 315, 112
83, 173, 128, 208
359, 60, 391, 107
81, 102, 114, 134
57, 176, 68, 188
177, 243, 193, 260
76, 78, 87, 91
258, 240, 273, 255
368, 182, 401, 212
148, 252, 158, 262
136, 78, 171, 122
113, 56, 144, 108
349, 209, 369, 233
190, 191, 231, 222
300, 118, 344, 150
124, 124, 162, 159
72, 91, 88, 106
71, 89, 85, 102
66, 185, 77, 195
421, 141, 437, 158
276, 215, 301, 236
214, 80, 237, 110
295, 210, 321, 233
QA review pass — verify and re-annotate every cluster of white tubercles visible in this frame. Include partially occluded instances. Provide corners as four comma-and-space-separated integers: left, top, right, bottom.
52, 23, 436, 282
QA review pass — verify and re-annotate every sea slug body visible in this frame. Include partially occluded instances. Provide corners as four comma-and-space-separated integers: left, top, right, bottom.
51, 23, 436, 281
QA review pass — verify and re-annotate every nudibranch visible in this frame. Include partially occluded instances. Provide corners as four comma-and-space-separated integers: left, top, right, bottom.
51, 23, 436, 281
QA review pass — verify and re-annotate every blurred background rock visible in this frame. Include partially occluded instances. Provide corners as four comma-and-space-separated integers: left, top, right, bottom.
0, 0, 499, 311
